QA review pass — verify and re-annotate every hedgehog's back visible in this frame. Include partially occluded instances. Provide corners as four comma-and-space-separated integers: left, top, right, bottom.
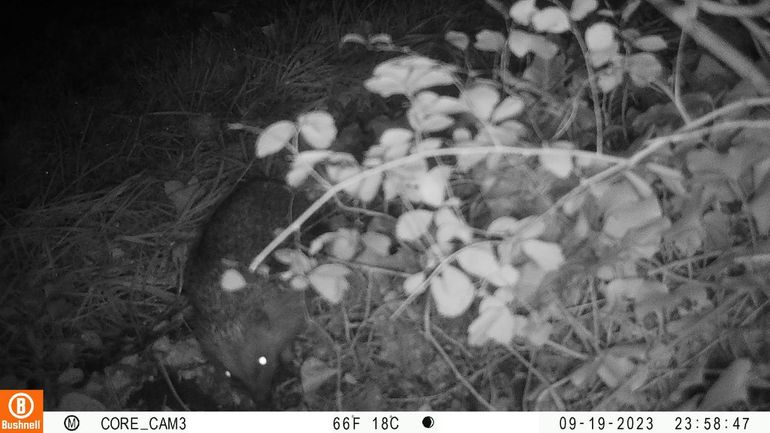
184, 177, 307, 405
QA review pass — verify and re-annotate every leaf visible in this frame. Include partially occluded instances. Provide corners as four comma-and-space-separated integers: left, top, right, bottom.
356, 171, 382, 203
275, 248, 309, 268
540, 142, 574, 179
301, 357, 337, 394
509, 0, 537, 26
620, 217, 669, 259
396, 209, 434, 242
418, 165, 451, 207
597, 354, 635, 388
699, 358, 752, 410
474, 30, 507, 52
462, 84, 500, 122
364, 56, 455, 97
298, 111, 337, 149
384, 159, 428, 202
491, 215, 546, 240
311, 229, 359, 261
646, 162, 686, 195
593, 180, 640, 214
532, 7, 570, 34
585, 22, 620, 68
625, 52, 662, 87
340, 33, 367, 46
326, 164, 362, 196
288, 274, 312, 292
670, 359, 707, 401
686, 146, 752, 182
694, 54, 732, 85
596, 62, 624, 91
677, 284, 712, 312
585, 22, 616, 52
509, 263, 544, 303
633, 35, 667, 52
361, 231, 391, 256
521, 239, 565, 271
415, 137, 443, 153
256, 120, 296, 157
286, 150, 331, 187
58, 367, 85, 386
220, 269, 247, 292
664, 197, 705, 256
633, 291, 673, 322
702, 210, 731, 250
368, 33, 394, 49
603, 196, 662, 239
487, 216, 520, 236
435, 208, 473, 250
485, 0, 509, 17
476, 120, 526, 146
457, 244, 519, 287
523, 316, 553, 346
570, 357, 601, 387
621, 0, 642, 21
445, 30, 469, 51
408, 91, 462, 132
308, 264, 351, 304
601, 278, 668, 312
409, 105, 453, 134
468, 294, 515, 346
379, 128, 413, 160
623, 170, 654, 198
508, 30, 559, 59
497, 265, 521, 287
430, 265, 475, 317
491, 95, 524, 122
404, 272, 427, 295
570, 0, 597, 21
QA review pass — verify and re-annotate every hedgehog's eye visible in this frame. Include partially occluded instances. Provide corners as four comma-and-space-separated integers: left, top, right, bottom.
224, 370, 232, 379
257, 355, 268, 367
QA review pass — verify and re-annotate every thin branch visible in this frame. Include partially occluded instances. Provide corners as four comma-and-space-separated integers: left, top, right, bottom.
248, 145, 626, 272
699, 0, 770, 17
646, 0, 770, 93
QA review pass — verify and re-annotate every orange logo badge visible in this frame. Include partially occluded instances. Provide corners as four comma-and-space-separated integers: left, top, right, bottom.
0, 390, 43, 433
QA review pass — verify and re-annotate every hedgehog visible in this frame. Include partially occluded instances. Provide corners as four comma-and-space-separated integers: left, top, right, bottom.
184, 177, 308, 406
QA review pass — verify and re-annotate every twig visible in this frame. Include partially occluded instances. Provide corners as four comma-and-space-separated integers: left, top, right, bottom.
699, 0, 770, 17
155, 358, 191, 411
563, 1, 605, 153
543, 339, 589, 360
423, 300, 496, 410
503, 345, 566, 410
646, 0, 770, 93
680, 97, 770, 131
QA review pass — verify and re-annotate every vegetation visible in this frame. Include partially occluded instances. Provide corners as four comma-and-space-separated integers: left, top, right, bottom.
1, 0, 769, 410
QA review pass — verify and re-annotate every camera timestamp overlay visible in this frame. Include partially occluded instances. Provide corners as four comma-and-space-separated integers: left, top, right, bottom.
42, 411, 769, 433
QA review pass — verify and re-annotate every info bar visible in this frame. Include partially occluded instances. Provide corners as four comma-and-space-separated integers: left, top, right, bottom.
37, 411, 769, 433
